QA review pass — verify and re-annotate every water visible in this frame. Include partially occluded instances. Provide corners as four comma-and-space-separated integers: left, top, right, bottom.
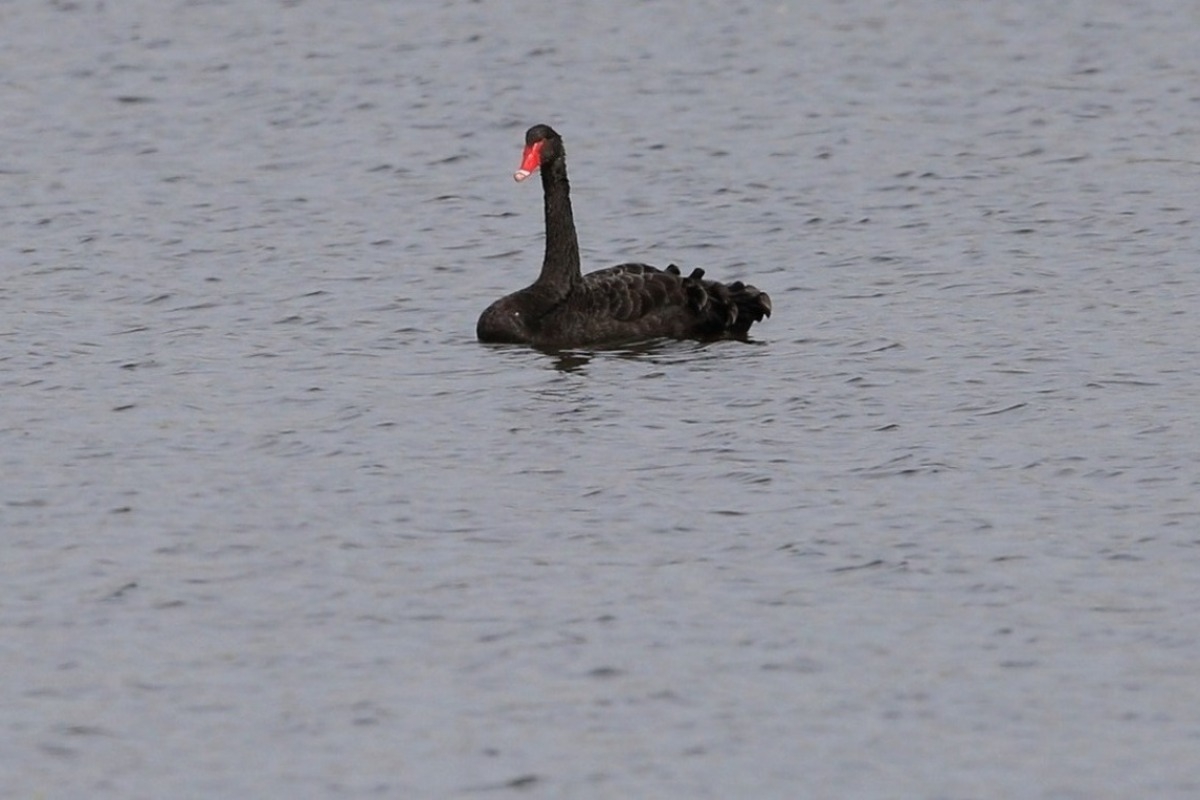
4, 0, 1200, 797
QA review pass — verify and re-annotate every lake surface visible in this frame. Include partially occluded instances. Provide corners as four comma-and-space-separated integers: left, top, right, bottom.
4, 0, 1200, 797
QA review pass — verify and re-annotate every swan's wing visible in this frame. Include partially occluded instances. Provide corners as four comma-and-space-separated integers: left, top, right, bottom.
572, 262, 771, 340
577, 263, 693, 322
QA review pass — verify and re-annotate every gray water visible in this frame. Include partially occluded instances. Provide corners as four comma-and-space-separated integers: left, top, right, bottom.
4, 0, 1200, 797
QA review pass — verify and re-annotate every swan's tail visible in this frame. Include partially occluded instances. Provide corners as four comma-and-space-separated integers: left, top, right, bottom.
673, 266, 772, 338
725, 279, 772, 337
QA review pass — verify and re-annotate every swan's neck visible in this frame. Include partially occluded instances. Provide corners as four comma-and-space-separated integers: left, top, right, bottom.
535, 157, 581, 293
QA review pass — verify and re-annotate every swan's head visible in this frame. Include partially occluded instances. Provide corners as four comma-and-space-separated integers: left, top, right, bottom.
514, 124, 563, 182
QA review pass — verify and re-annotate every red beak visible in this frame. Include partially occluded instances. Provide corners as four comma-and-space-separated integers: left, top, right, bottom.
514, 140, 544, 182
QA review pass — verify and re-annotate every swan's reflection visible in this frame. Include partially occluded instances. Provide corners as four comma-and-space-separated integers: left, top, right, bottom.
539, 338, 712, 373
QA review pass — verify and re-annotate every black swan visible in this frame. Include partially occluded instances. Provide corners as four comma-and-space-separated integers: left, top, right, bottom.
477, 124, 771, 348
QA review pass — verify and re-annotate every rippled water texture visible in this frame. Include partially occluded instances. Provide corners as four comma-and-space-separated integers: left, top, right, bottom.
4, 0, 1200, 797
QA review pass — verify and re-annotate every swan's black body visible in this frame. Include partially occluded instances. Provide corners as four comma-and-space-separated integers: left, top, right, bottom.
477, 125, 771, 348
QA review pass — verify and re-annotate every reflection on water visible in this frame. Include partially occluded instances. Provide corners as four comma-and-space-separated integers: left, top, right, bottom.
530, 338, 718, 373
